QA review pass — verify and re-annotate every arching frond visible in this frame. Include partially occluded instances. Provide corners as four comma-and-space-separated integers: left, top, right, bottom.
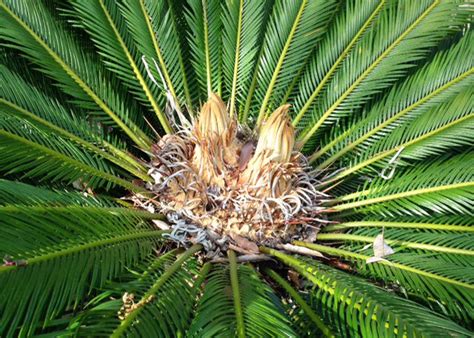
0, 179, 118, 207
0, 115, 139, 191
313, 32, 473, 168
0, 65, 149, 180
322, 215, 474, 233
297, 0, 470, 150
262, 248, 472, 337
0, 0, 152, 148
221, 0, 267, 116
119, 0, 192, 108
186, 0, 223, 98
265, 268, 334, 337
188, 259, 295, 337
69, 245, 201, 337
0, 0, 472, 336
68, 0, 172, 134
253, 0, 337, 125
0, 190, 163, 337
293, 0, 386, 126
332, 154, 473, 217
329, 89, 473, 182
294, 238, 474, 321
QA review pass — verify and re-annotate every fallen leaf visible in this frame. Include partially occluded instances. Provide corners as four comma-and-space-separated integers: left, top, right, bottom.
366, 232, 394, 264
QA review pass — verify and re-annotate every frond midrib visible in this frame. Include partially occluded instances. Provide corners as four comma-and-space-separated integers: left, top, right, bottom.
228, 250, 245, 338
333, 181, 473, 209
0, 129, 141, 192
137, 0, 180, 108
323, 221, 474, 232
292, 0, 386, 126
330, 113, 473, 180
110, 244, 202, 337
314, 234, 474, 256
256, 0, 307, 126
0, 230, 164, 274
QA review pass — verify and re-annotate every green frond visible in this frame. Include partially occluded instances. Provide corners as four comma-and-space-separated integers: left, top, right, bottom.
265, 268, 334, 337
292, 0, 386, 126
68, 0, 172, 134
262, 247, 473, 337
323, 217, 474, 233
167, 0, 199, 106
0, 0, 152, 148
221, 0, 267, 117
111, 245, 201, 337
323, 223, 474, 266
239, 0, 274, 122
322, 214, 474, 269
68, 250, 172, 334
0, 115, 138, 191
317, 232, 473, 256
0, 204, 157, 260
188, 262, 295, 337
0, 199, 163, 337
120, 0, 192, 109
298, 0, 470, 149
70, 246, 201, 336
0, 179, 118, 207
186, 0, 223, 98
238, 264, 295, 337
0, 1, 472, 335
0, 65, 149, 180
329, 89, 473, 181
253, 0, 337, 125
332, 154, 473, 217
312, 32, 473, 168
294, 240, 474, 322
187, 265, 235, 336
228, 250, 245, 337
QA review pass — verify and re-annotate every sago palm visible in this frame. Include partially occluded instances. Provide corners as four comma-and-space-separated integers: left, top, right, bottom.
0, 0, 473, 336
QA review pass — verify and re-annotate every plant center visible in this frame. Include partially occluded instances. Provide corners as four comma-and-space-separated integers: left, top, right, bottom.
136, 94, 330, 255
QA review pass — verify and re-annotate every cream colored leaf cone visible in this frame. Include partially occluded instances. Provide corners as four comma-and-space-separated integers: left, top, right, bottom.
192, 93, 237, 187
255, 104, 294, 163
240, 105, 295, 193
194, 93, 230, 141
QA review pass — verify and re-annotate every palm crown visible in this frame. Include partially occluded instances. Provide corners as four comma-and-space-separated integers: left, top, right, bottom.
0, 0, 473, 337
